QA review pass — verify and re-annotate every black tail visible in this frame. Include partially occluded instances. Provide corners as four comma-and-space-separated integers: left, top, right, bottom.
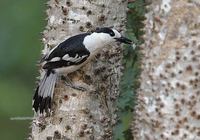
33, 71, 57, 113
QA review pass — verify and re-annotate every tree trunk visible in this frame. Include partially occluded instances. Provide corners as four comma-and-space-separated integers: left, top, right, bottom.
31, 0, 128, 139
133, 0, 200, 139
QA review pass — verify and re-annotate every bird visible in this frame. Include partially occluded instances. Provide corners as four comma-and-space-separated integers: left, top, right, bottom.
33, 27, 132, 114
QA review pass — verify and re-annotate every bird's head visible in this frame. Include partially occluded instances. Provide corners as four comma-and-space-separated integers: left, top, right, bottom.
94, 27, 132, 45
83, 27, 132, 52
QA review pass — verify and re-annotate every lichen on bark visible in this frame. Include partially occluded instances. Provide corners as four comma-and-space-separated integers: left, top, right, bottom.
31, 0, 128, 140
134, 0, 200, 139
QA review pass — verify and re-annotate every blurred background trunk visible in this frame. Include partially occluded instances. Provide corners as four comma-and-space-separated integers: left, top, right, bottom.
31, 0, 128, 139
133, 0, 200, 139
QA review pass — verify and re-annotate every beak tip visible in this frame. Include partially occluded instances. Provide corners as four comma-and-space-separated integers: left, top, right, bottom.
115, 37, 133, 45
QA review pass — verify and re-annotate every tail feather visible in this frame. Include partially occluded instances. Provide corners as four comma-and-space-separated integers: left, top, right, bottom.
33, 71, 57, 113
40, 97, 47, 113
33, 87, 40, 112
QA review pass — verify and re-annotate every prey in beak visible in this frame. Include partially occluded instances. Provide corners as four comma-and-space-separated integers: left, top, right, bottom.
115, 36, 132, 44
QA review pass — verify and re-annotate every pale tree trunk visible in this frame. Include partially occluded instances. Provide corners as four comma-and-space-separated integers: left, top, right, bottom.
31, 0, 128, 140
133, 0, 200, 140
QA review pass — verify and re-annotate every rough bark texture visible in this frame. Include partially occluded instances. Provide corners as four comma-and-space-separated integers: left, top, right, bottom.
133, 0, 200, 139
31, 0, 128, 140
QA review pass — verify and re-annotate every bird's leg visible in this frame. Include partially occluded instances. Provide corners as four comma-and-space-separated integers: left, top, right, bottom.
61, 75, 87, 91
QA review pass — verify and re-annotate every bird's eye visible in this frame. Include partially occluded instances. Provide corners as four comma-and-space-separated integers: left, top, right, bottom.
109, 31, 115, 37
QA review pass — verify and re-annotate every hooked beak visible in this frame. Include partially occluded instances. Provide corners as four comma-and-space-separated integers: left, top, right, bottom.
115, 36, 132, 44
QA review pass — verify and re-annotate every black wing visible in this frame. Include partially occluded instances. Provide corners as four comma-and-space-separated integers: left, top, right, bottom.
43, 33, 90, 70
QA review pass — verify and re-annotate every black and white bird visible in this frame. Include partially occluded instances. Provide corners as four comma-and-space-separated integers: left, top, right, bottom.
33, 27, 132, 113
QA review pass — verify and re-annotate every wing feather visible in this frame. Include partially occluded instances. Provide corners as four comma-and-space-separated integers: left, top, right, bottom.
42, 33, 91, 70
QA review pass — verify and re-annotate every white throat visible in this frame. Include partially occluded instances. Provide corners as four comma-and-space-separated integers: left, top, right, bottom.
83, 33, 111, 53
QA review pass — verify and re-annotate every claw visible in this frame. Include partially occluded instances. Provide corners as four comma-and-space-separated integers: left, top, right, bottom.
61, 75, 87, 91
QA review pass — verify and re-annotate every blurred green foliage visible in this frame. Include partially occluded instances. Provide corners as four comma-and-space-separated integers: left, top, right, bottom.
0, 0, 45, 139
113, 0, 146, 139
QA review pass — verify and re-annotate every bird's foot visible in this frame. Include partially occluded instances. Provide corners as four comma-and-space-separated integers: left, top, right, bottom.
64, 82, 87, 91
61, 75, 87, 91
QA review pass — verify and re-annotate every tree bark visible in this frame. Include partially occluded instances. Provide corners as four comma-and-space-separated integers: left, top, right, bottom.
31, 0, 128, 139
133, 0, 200, 139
